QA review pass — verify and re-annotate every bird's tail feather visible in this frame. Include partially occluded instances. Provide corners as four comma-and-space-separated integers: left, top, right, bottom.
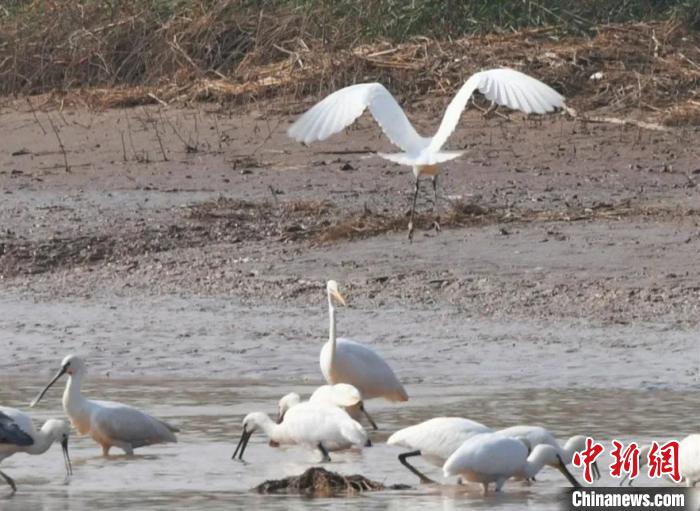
378, 151, 464, 166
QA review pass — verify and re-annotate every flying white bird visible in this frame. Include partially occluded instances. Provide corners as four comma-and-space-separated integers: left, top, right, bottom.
443, 432, 581, 493
233, 401, 368, 462
320, 280, 408, 428
0, 407, 71, 492
30, 354, 179, 456
276, 383, 376, 428
496, 426, 599, 480
288, 68, 565, 239
387, 417, 490, 483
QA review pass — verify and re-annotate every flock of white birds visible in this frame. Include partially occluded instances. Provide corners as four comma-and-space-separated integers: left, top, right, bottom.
2, 69, 698, 497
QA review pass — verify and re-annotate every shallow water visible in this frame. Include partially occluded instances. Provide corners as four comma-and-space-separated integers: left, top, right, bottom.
1, 378, 698, 511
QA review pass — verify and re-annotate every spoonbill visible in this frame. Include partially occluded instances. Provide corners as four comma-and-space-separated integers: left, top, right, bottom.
288, 68, 565, 240
622, 435, 700, 487
387, 417, 490, 483
443, 432, 581, 493
30, 354, 179, 456
233, 401, 368, 462
496, 426, 599, 480
277, 383, 376, 429
0, 407, 71, 492
321, 280, 408, 428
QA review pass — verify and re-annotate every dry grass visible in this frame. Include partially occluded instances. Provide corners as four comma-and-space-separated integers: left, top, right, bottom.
1, 0, 698, 124
184, 197, 700, 245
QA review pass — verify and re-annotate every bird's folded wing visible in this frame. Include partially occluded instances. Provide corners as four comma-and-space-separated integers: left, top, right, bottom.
0, 419, 34, 446
288, 83, 426, 152
428, 68, 565, 153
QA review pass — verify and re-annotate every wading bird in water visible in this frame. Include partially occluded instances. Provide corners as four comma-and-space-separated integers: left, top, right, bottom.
0, 407, 72, 493
321, 280, 408, 428
288, 68, 564, 240
443, 432, 581, 493
387, 416, 490, 483
233, 401, 368, 463
277, 383, 377, 430
495, 426, 599, 481
30, 354, 179, 456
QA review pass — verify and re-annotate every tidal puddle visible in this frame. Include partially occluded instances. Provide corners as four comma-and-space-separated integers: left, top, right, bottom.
1, 378, 697, 510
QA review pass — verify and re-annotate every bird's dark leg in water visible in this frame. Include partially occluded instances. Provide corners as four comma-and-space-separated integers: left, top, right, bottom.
0, 470, 17, 493
359, 402, 378, 431
431, 176, 441, 233
398, 450, 436, 484
407, 177, 420, 242
318, 443, 331, 463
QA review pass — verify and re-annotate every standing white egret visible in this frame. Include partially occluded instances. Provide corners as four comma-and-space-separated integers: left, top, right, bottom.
496, 426, 599, 480
321, 280, 408, 429
30, 354, 179, 456
233, 401, 368, 462
288, 68, 565, 239
443, 432, 581, 493
0, 407, 71, 492
387, 417, 490, 483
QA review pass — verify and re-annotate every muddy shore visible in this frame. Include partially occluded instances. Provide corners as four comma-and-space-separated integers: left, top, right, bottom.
1, 100, 699, 381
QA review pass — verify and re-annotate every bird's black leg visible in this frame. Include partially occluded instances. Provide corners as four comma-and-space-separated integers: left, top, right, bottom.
408, 177, 420, 242
398, 450, 436, 484
0, 470, 16, 493
359, 402, 378, 431
431, 176, 441, 233
431, 175, 439, 208
318, 443, 331, 463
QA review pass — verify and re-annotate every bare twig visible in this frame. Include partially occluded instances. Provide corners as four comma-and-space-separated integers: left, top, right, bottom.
25, 98, 47, 135
46, 114, 70, 173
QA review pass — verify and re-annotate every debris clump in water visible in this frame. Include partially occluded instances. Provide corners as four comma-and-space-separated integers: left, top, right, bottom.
255, 467, 410, 496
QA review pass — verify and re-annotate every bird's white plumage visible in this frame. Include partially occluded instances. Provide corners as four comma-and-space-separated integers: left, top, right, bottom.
680, 434, 700, 487
89, 400, 177, 449
276, 384, 363, 423
244, 401, 367, 454
443, 432, 571, 492
388, 417, 490, 466
320, 337, 408, 401
310, 383, 362, 408
428, 69, 563, 153
288, 83, 428, 151
289, 68, 564, 167
31, 354, 177, 455
322, 280, 408, 405
496, 425, 587, 465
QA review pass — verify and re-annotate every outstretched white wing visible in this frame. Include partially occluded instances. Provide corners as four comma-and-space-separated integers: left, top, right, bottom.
428, 68, 564, 152
288, 83, 428, 152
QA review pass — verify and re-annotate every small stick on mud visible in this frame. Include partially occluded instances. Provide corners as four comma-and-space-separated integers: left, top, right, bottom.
26, 98, 47, 135
46, 114, 70, 173
120, 131, 128, 162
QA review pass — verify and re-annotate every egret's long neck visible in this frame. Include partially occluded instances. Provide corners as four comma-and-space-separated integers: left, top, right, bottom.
63, 371, 87, 415
328, 295, 337, 371
25, 426, 55, 455
560, 439, 580, 464
523, 449, 551, 479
